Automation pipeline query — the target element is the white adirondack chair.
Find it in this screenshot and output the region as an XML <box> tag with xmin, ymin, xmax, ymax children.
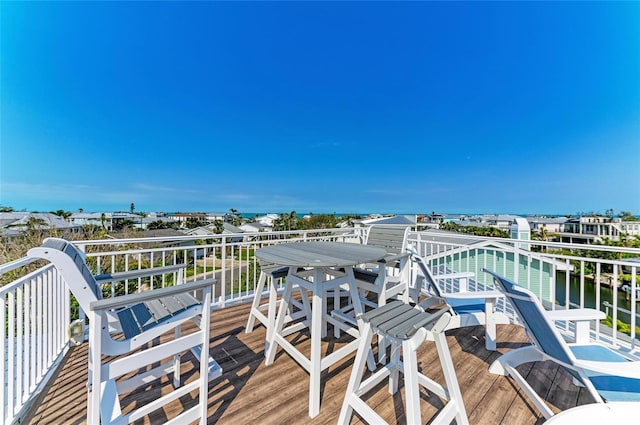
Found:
<box><xmin>27</xmin><ymin>238</ymin><xmax>221</xmax><ymax>425</ymax></box>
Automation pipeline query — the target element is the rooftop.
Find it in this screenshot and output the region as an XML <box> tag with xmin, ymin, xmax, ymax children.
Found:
<box><xmin>25</xmin><ymin>301</ymin><xmax>591</xmax><ymax>425</ymax></box>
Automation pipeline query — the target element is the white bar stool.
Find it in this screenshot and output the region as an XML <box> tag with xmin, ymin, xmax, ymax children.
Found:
<box><xmin>338</xmin><ymin>300</ymin><xmax>469</xmax><ymax>425</ymax></box>
<box><xmin>245</xmin><ymin>262</ymin><xmax>311</xmax><ymax>353</ymax></box>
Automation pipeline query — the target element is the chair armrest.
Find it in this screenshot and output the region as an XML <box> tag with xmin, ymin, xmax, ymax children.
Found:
<box><xmin>442</xmin><ymin>290</ymin><xmax>503</xmax><ymax>300</ymax></box>
<box><xmin>546</xmin><ymin>308</ymin><xmax>605</xmax><ymax>344</ymax></box>
<box><xmin>572</xmin><ymin>358</ymin><xmax>640</xmax><ymax>379</ymax></box>
<box><xmin>89</xmin><ymin>278</ymin><xmax>216</xmax><ymax>311</ymax></box>
<box><xmin>380</xmin><ymin>252</ymin><xmax>410</xmax><ymax>263</ymax></box>
<box><xmin>95</xmin><ymin>264</ymin><xmax>187</xmax><ymax>283</ymax></box>
<box><xmin>433</xmin><ymin>271</ymin><xmax>475</xmax><ymax>280</ymax></box>
<box><xmin>545</xmin><ymin>308</ymin><xmax>606</xmax><ymax>322</ymax></box>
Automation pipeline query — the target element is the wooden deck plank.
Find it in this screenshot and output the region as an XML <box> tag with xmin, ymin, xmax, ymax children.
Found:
<box><xmin>23</xmin><ymin>301</ymin><xmax>590</xmax><ymax>425</ymax></box>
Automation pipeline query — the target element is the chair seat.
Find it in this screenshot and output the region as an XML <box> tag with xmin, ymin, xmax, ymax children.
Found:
<box><xmin>117</xmin><ymin>293</ymin><xmax>200</xmax><ymax>339</ymax></box>
<box><xmin>445</xmin><ymin>297</ymin><xmax>485</xmax><ymax>315</ymax></box>
<box><xmin>569</xmin><ymin>345</ymin><xmax>640</xmax><ymax>402</ymax></box>
<box><xmin>353</xmin><ymin>267</ymin><xmax>378</xmax><ymax>284</ymax></box>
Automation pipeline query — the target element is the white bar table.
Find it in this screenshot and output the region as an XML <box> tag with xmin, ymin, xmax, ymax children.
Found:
<box><xmin>256</xmin><ymin>241</ymin><xmax>386</xmax><ymax>418</ymax></box>
<box><xmin>543</xmin><ymin>402</ymin><xmax>640</xmax><ymax>424</ymax></box>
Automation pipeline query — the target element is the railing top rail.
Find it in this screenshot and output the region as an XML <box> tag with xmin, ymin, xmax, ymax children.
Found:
<box><xmin>0</xmin><ymin>256</ymin><xmax>38</xmax><ymax>276</ymax></box>
<box><xmin>73</xmin><ymin>227</ymin><xmax>356</xmax><ymax>249</ymax></box>
<box><xmin>0</xmin><ymin>261</ymin><xmax>54</xmax><ymax>296</ymax></box>
<box><xmin>409</xmin><ymin>231</ymin><xmax>640</xmax><ymax>255</ymax></box>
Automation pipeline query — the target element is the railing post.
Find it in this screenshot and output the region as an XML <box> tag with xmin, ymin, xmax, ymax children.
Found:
<box><xmin>1</xmin><ymin>293</ymin><xmax>6</xmax><ymax>424</ymax></box>
<box><xmin>221</xmin><ymin>236</ymin><xmax>227</xmax><ymax>307</ymax></box>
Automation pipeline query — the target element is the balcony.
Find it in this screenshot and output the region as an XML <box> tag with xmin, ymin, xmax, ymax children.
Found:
<box><xmin>2</xmin><ymin>228</ymin><xmax>640</xmax><ymax>424</ymax></box>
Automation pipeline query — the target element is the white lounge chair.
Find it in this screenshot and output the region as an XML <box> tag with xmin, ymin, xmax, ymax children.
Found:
<box><xmin>483</xmin><ymin>268</ymin><xmax>640</xmax><ymax>420</ymax></box>
<box><xmin>410</xmin><ymin>249</ymin><xmax>511</xmax><ymax>351</ymax></box>
<box><xmin>27</xmin><ymin>238</ymin><xmax>221</xmax><ymax>425</ymax></box>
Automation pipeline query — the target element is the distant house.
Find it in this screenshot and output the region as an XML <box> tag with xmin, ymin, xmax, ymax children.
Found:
<box><xmin>414</xmin><ymin>228</ymin><xmax>570</xmax><ymax>303</ymax></box>
<box><xmin>0</xmin><ymin>212</ymin><xmax>82</xmax><ymax>239</ymax></box>
<box><xmin>526</xmin><ymin>216</ymin><xmax>567</xmax><ymax>234</ymax></box>
<box><xmin>254</xmin><ymin>214</ymin><xmax>280</xmax><ymax>227</ymax></box>
<box><xmin>183</xmin><ymin>226</ymin><xmax>215</xmax><ymax>237</ymax></box>
<box><xmin>355</xmin><ymin>214</ymin><xmax>417</xmax><ymax>227</ymax></box>
<box><xmin>69</xmin><ymin>212</ymin><xmax>113</xmax><ymax>229</ymax></box>
<box><xmin>240</xmin><ymin>221</ymin><xmax>272</xmax><ymax>233</ymax></box>
<box><xmin>183</xmin><ymin>222</ymin><xmax>245</xmax><ymax>243</ymax></box>
<box><xmin>169</xmin><ymin>212</ymin><xmax>208</xmax><ymax>228</ymax></box>
<box><xmin>453</xmin><ymin>214</ymin><xmax>520</xmax><ymax>232</ymax></box>
<box><xmin>560</xmin><ymin>216</ymin><xmax>640</xmax><ymax>244</ymax></box>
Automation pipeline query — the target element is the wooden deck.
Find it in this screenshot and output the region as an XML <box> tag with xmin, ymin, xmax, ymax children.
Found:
<box><xmin>24</xmin><ymin>301</ymin><xmax>595</xmax><ymax>424</ymax></box>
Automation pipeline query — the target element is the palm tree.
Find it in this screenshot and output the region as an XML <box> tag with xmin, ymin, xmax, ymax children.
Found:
<box><xmin>288</xmin><ymin>211</ymin><xmax>297</xmax><ymax>231</ymax></box>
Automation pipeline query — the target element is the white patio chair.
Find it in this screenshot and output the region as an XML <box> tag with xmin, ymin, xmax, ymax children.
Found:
<box><xmin>353</xmin><ymin>224</ymin><xmax>412</xmax><ymax>306</ymax></box>
<box><xmin>27</xmin><ymin>238</ymin><xmax>221</xmax><ymax>425</ymax></box>
<box><xmin>410</xmin><ymin>249</ymin><xmax>511</xmax><ymax>351</ymax></box>
<box><xmin>483</xmin><ymin>268</ymin><xmax>640</xmax><ymax>420</ymax></box>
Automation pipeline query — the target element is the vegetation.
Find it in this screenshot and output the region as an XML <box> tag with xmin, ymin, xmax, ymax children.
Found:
<box><xmin>271</xmin><ymin>211</ymin><xmax>361</xmax><ymax>231</ymax></box>
<box><xmin>547</xmin><ymin>234</ymin><xmax>640</xmax><ymax>276</ymax></box>
<box><xmin>439</xmin><ymin>222</ymin><xmax>510</xmax><ymax>238</ymax></box>
<box><xmin>146</xmin><ymin>220</ymin><xmax>179</xmax><ymax>230</ymax></box>
<box><xmin>603</xmin><ymin>315</ymin><xmax>640</xmax><ymax>338</ymax></box>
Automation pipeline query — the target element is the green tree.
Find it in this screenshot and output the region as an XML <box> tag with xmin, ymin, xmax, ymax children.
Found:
<box><xmin>213</xmin><ymin>219</ymin><xmax>224</xmax><ymax>234</ymax></box>
<box><xmin>226</xmin><ymin>209</ymin><xmax>242</xmax><ymax>226</ymax></box>
<box><xmin>51</xmin><ymin>209</ymin><xmax>72</xmax><ymax>219</ymax></box>
<box><xmin>620</xmin><ymin>211</ymin><xmax>638</xmax><ymax>221</ymax></box>
<box><xmin>185</xmin><ymin>216</ymin><xmax>206</xmax><ymax>228</ymax></box>
<box><xmin>130</xmin><ymin>203</ymin><xmax>135</xmax><ymax>214</ymax></box>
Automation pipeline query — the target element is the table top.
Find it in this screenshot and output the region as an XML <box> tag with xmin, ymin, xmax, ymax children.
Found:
<box><xmin>543</xmin><ymin>402</ymin><xmax>640</xmax><ymax>424</ymax></box>
<box><xmin>255</xmin><ymin>241</ymin><xmax>386</xmax><ymax>268</ymax></box>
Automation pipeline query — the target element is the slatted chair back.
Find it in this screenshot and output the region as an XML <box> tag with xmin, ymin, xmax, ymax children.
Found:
<box><xmin>483</xmin><ymin>269</ymin><xmax>574</xmax><ymax>366</ymax></box>
<box><xmin>410</xmin><ymin>252</ymin><xmax>444</xmax><ymax>299</ymax></box>
<box><xmin>29</xmin><ymin>238</ymin><xmax>201</xmax><ymax>340</ymax></box>
<box><xmin>364</xmin><ymin>225</ymin><xmax>410</xmax><ymax>256</ymax></box>
<box><xmin>30</xmin><ymin>238</ymin><xmax>103</xmax><ymax>312</ymax></box>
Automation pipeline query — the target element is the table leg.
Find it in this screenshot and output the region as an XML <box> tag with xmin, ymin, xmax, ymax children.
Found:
<box><xmin>265</xmin><ymin>273</ymin><xmax>279</xmax><ymax>355</ymax></box>
<box><xmin>309</xmin><ymin>268</ymin><xmax>323</xmax><ymax>417</ymax></box>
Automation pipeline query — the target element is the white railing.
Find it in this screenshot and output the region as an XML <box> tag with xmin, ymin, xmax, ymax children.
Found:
<box><xmin>1</xmin><ymin>226</ymin><xmax>639</xmax><ymax>423</ymax></box>
<box><xmin>75</xmin><ymin>228</ymin><xmax>363</xmax><ymax>308</ymax></box>
<box><xmin>1</xmin><ymin>261</ymin><xmax>70</xmax><ymax>424</ymax></box>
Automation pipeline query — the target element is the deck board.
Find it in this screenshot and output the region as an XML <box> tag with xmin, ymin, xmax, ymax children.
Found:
<box><xmin>24</xmin><ymin>301</ymin><xmax>591</xmax><ymax>425</ymax></box>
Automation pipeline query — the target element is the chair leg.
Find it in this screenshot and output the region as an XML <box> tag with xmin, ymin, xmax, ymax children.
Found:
<box><xmin>198</xmin><ymin>288</ymin><xmax>212</xmax><ymax>424</ymax></box>
<box><xmin>266</xmin><ymin>280</ymin><xmax>293</xmax><ymax>365</ymax></box>
<box><xmin>403</xmin><ymin>339</ymin><xmax>422</xmax><ymax>425</ymax></box>
<box><xmin>173</xmin><ymin>326</ymin><xmax>181</xmax><ymax>387</ymax></box>
<box><xmin>485</xmin><ymin>298</ymin><xmax>497</xmax><ymax>351</ymax></box>
<box><xmin>377</xmin><ymin>292</ymin><xmax>388</xmax><ymax>364</ymax></box>
<box><xmin>338</xmin><ymin>322</ymin><xmax>374</xmax><ymax>425</ymax></box>
<box><xmin>434</xmin><ymin>331</ymin><xmax>469</xmax><ymax>425</ymax></box>
<box><xmin>388</xmin><ymin>340</ymin><xmax>401</xmax><ymax>394</ymax></box>
<box><xmin>246</xmin><ymin>271</ymin><xmax>269</xmax><ymax>332</ymax></box>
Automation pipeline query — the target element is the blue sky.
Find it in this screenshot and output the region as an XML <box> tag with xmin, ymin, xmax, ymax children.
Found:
<box><xmin>1</xmin><ymin>1</ymin><xmax>639</xmax><ymax>216</ymax></box>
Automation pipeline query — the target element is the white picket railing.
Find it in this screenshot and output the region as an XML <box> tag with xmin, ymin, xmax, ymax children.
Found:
<box><xmin>1</xmin><ymin>226</ymin><xmax>639</xmax><ymax>424</ymax></box>
<box><xmin>1</xmin><ymin>261</ymin><xmax>70</xmax><ymax>424</ymax></box>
